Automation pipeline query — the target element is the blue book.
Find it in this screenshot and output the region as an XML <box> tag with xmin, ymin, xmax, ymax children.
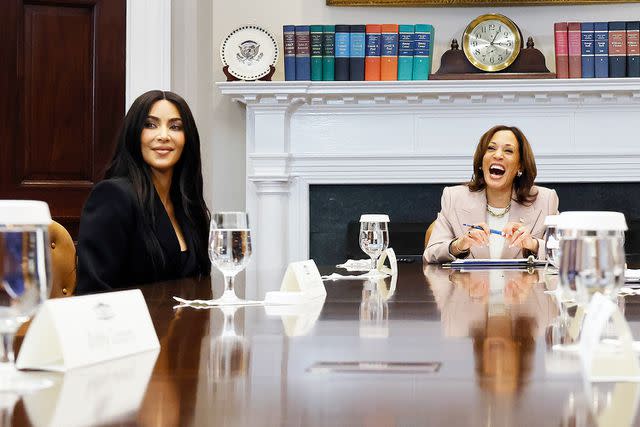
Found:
<box><xmin>398</xmin><ymin>25</ymin><xmax>415</xmax><ymax>81</ymax></box>
<box><xmin>283</xmin><ymin>25</ymin><xmax>296</xmax><ymax>81</ymax></box>
<box><xmin>594</xmin><ymin>22</ymin><xmax>609</xmax><ymax>78</ymax></box>
<box><xmin>581</xmin><ymin>22</ymin><xmax>595</xmax><ymax>78</ymax></box>
<box><xmin>349</xmin><ymin>25</ymin><xmax>366</xmax><ymax>81</ymax></box>
<box><xmin>295</xmin><ymin>25</ymin><xmax>310</xmax><ymax>81</ymax></box>
<box><xmin>627</xmin><ymin>21</ymin><xmax>640</xmax><ymax>77</ymax></box>
<box><xmin>413</xmin><ymin>24</ymin><xmax>433</xmax><ymax>80</ymax></box>
<box><xmin>608</xmin><ymin>21</ymin><xmax>627</xmax><ymax>78</ymax></box>
<box><xmin>335</xmin><ymin>25</ymin><xmax>350</xmax><ymax>81</ymax></box>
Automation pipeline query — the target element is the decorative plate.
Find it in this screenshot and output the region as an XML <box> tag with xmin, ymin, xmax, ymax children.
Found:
<box><xmin>220</xmin><ymin>25</ymin><xmax>279</xmax><ymax>80</ymax></box>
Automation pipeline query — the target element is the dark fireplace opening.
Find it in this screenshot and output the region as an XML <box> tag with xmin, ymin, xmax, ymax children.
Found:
<box><xmin>309</xmin><ymin>183</ymin><xmax>640</xmax><ymax>266</ymax></box>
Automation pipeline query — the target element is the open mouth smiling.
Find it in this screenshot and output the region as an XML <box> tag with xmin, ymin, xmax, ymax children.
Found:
<box><xmin>488</xmin><ymin>164</ymin><xmax>506</xmax><ymax>178</ymax></box>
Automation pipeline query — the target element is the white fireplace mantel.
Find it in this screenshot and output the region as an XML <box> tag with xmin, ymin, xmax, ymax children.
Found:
<box><xmin>217</xmin><ymin>79</ymin><xmax>640</xmax><ymax>297</ymax></box>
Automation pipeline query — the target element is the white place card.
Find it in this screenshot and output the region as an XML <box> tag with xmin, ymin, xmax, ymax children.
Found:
<box><xmin>579</xmin><ymin>292</ymin><xmax>640</xmax><ymax>382</ymax></box>
<box><xmin>264</xmin><ymin>260</ymin><xmax>327</xmax><ymax>305</ymax></box>
<box><xmin>16</xmin><ymin>289</ymin><xmax>160</xmax><ymax>372</ymax></box>
<box><xmin>377</xmin><ymin>247</ymin><xmax>398</xmax><ymax>276</ymax></box>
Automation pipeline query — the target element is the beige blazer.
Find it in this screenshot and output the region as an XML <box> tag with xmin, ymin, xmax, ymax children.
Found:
<box><xmin>423</xmin><ymin>185</ymin><xmax>559</xmax><ymax>263</ymax></box>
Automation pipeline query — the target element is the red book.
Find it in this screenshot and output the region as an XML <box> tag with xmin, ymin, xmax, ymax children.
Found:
<box><xmin>554</xmin><ymin>22</ymin><xmax>569</xmax><ymax>78</ymax></box>
<box><xmin>365</xmin><ymin>24</ymin><xmax>382</xmax><ymax>81</ymax></box>
<box><xmin>568</xmin><ymin>22</ymin><xmax>582</xmax><ymax>78</ymax></box>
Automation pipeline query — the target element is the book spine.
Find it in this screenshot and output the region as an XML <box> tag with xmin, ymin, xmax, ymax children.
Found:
<box><xmin>412</xmin><ymin>24</ymin><xmax>433</xmax><ymax>80</ymax></box>
<box><xmin>380</xmin><ymin>24</ymin><xmax>399</xmax><ymax>81</ymax></box>
<box><xmin>335</xmin><ymin>25</ymin><xmax>350</xmax><ymax>81</ymax></box>
<box><xmin>349</xmin><ymin>25</ymin><xmax>366</xmax><ymax>81</ymax></box>
<box><xmin>581</xmin><ymin>22</ymin><xmax>595</xmax><ymax>78</ymax></box>
<box><xmin>397</xmin><ymin>24</ymin><xmax>415</xmax><ymax>81</ymax></box>
<box><xmin>283</xmin><ymin>25</ymin><xmax>296</xmax><ymax>81</ymax></box>
<box><xmin>554</xmin><ymin>22</ymin><xmax>569</xmax><ymax>79</ymax></box>
<box><xmin>322</xmin><ymin>25</ymin><xmax>335</xmax><ymax>81</ymax></box>
<box><xmin>365</xmin><ymin>24</ymin><xmax>381</xmax><ymax>81</ymax></box>
<box><xmin>594</xmin><ymin>22</ymin><xmax>609</xmax><ymax>78</ymax></box>
<box><xmin>295</xmin><ymin>25</ymin><xmax>310</xmax><ymax>81</ymax></box>
<box><xmin>310</xmin><ymin>25</ymin><xmax>324</xmax><ymax>81</ymax></box>
<box><xmin>627</xmin><ymin>21</ymin><xmax>640</xmax><ymax>77</ymax></box>
<box><xmin>609</xmin><ymin>21</ymin><xmax>627</xmax><ymax>77</ymax></box>
<box><xmin>568</xmin><ymin>22</ymin><xmax>582</xmax><ymax>78</ymax></box>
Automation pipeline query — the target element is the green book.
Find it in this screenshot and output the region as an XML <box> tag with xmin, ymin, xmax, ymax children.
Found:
<box><xmin>398</xmin><ymin>25</ymin><xmax>415</xmax><ymax>81</ymax></box>
<box><xmin>322</xmin><ymin>25</ymin><xmax>335</xmax><ymax>81</ymax></box>
<box><xmin>310</xmin><ymin>25</ymin><xmax>324</xmax><ymax>81</ymax></box>
<box><xmin>413</xmin><ymin>24</ymin><xmax>434</xmax><ymax>80</ymax></box>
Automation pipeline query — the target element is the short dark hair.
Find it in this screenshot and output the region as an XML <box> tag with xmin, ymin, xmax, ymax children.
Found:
<box><xmin>468</xmin><ymin>125</ymin><xmax>538</xmax><ymax>206</ymax></box>
<box><xmin>105</xmin><ymin>90</ymin><xmax>210</xmax><ymax>275</ymax></box>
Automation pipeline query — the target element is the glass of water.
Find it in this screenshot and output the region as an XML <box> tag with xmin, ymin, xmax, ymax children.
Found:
<box><xmin>209</xmin><ymin>212</ymin><xmax>252</xmax><ymax>305</ymax></box>
<box><xmin>543</xmin><ymin>215</ymin><xmax>560</xmax><ymax>272</ymax></box>
<box><xmin>359</xmin><ymin>214</ymin><xmax>390</xmax><ymax>276</ymax></box>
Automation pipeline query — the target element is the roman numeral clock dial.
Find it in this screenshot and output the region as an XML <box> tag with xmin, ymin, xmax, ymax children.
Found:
<box><xmin>463</xmin><ymin>14</ymin><xmax>522</xmax><ymax>72</ymax></box>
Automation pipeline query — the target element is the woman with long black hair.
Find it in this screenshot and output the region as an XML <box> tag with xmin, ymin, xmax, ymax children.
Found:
<box><xmin>76</xmin><ymin>90</ymin><xmax>210</xmax><ymax>294</ymax></box>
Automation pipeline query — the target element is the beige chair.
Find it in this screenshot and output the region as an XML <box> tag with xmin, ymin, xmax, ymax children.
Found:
<box><xmin>48</xmin><ymin>220</ymin><xmax>77</xmax><ymax>297</ymax></box>
<box><xmin>424</xmin><ymin>221</ymin><xmax>436</xmax><ymax>249</ymax></box>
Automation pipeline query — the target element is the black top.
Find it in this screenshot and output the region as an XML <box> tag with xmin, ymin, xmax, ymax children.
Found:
<box><xmin>76</xmin><ymin>178</ymin><xmax>204</xmax><ymax>294</ymax></box>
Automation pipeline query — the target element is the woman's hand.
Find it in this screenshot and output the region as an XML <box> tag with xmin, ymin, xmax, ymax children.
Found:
<box><xmin>502</xmin><ymin>222</ymin><xmax>539</xmax><ymax>253</ymax></box>
<box><xmin>452</xmin><ymin>223</ymin><xmax>490</xmax><ymax>254</ymax></box>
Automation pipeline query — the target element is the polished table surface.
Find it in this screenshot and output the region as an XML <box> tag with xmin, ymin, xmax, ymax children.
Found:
<box><xmin>10</xmin><ymin>263</ymin><xmax>640</xmax><ymax>426</ymax></box>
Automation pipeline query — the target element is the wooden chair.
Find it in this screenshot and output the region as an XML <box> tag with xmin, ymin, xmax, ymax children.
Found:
<box><xmin>424</xmin><ymin>221</ymin><xmax>436</xmax><ymax>249</ymax></box>
<box><xmin>48</xmin><ymin>220</ymin><xmax>77</xmax><ymax>297</ymax></box>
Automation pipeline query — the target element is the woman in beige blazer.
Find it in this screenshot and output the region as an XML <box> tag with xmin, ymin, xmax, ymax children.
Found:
<box><xmin>424</xmin><ymin>125</ymin><xmax>559</xmax><ymax>263</ymax></box>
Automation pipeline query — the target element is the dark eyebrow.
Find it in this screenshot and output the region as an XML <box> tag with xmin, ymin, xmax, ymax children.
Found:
<box><xmin>146</xmin><ymin>115</ymin><xmax>182</xmax><ymax>122</ymax></box>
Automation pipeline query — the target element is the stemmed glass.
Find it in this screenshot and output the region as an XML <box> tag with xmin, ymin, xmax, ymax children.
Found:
<box><xmin>359</xmin><ymin>214</ymin><xmax>390</xmax><ymax>277</ymax></box>
<box><xmin>543</xmin><ymin>215</ymin><xmax>560</xmax><ymax>274</ymax></box>
<box><xmin>208</xmin><ymin>212</ymin><xmax>254</xmax><ymax>305</ymax></box>
<box><xmin>1</xmin><ymin>200</ymin><xmax>53</xmax><ymax>393</ymax></box>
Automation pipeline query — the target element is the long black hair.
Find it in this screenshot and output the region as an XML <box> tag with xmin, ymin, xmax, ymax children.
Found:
<box><xmin>105</xmin><ymin>90</ymin><xmax>210</xmax><ymax>276</ymax></box>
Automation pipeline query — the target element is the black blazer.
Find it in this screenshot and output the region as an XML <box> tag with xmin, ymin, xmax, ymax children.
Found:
<box><xmin>76</xmin><ymin>178</ymin><xmax>204</xmax><ymax>294</ymax></box>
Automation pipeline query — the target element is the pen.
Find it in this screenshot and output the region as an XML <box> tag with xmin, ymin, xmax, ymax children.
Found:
<box><xmin>463</xmin><ymin>223</ymin><xmax>504</xmax><ymax>236</ymax></box>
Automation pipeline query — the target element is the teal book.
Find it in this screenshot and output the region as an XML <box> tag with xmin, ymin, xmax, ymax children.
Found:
<box><xmin>413</xmin><ymin>24</ymin><xmax>433</xmax><ymax>80</ymax></box>
<box><xmin>322</xmin><ymin>25</ymin><xmax>335</xmax><ymax>81</ymax></box>
<box><xmin>310</xmin><ymin>25</ymin><xmax>324</xmax><ymax>81</ymax></box>
<box><xmin>397</xmin><ymin>25</ymin><xmax>415</xmax><ymax>81</ymax></box>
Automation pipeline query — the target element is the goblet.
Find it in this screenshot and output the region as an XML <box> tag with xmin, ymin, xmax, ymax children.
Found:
<box><xmin>359</xmin><ymin>214</ymin><xmax>390</xmax><ymax>277</ymax></box>
<box><xmin>208</xmin><ymin>212</ymin><xmax>253</xmax><ymax>305</ymax></box>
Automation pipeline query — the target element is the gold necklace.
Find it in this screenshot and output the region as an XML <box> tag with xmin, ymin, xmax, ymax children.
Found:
<box><xmin>486</xmin><ymin>202</ymin><xmax>511</xmax><ymax>218</ymax></box>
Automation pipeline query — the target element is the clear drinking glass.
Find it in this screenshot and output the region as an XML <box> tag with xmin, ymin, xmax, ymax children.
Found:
<box><xmin>543</xmin><ymin>215</ymin><xmax>560</xmax><ymax>272</ymax></box>
<box><xmin>0</xmin><ymin>200</ymin><xmax>53</xmax><ymax>392</ymax></box>
<box><xmin>359</xmin><ymin>214</ymin><xmax>390</xmax><ymax>276</ymax></box>
<box><xmin>208</xmin><ymin>212</ymin><xmax>252</xmax><ymax>305</ymax></box>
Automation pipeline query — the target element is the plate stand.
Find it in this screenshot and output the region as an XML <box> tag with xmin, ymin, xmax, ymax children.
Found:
<box><xmin>223</xmin><ymin>65</ymin><xmax>275</xmax><ymax>82</ymax></box>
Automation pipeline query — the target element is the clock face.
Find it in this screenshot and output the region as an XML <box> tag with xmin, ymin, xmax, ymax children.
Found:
<box><xmin>463</xmin><ymin>14</ymin><xmax>522</xmax><ymax>72</ymax></box>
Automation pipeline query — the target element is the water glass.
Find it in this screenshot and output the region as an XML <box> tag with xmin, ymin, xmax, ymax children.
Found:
<box><xmin>209</xmin><ymin>212</ymin><xmax>252</xmax><ymax>305</ymax></box>
<box><xmin>543</xmin><ymin>215</ymin><xmax>560</xmax><ymax>271</ymax></box>
<box><xmin>359</xmin><ymin>214</ymin><xmax>390</xmax><ymax>275</ymax></box>
<box><xmin>557</xmin><ymin>211</ymin><xmax>627</xmax><ymax>305</ymax></box>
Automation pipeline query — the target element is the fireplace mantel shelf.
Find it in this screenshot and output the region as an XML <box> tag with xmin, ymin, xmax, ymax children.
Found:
<box><xmin>217</xmin><ymin>78</ymin><xmax>640</xmax><ymax>105</ymax></box>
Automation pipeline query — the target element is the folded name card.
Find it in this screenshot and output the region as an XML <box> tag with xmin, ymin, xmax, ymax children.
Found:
<box><xmin>579</xmin><ymin>292</ymin><xmax>640</xmax><ymax>382</ymax></box>
<box><xmin>264</xmin><ymin>260</ymin><xmax>326</xmax><ymax>305</ymax></box>
<box><xmin>17</xmin><ymin>289</ymin><xmax>160</xmax><ymax>371</ymax></box>
<box><xmin>377</xmin><ymin>247</ymin><xmax>398</xmax><ymax>276</ymax></box>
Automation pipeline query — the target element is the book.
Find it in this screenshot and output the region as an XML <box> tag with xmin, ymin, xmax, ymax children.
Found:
<box><xmin>627</xmin><ymin>21</ymin><xmax>640</xmax><ymax>77</ymax></box>
<box><xmin>350</xmin><ymin>25</ymin><xmax>366</xmax><ymax>81</ymax></box>
<box><xmin>335</xmin><ymin>24</ymin><xmax>350</xmax><ymax>81</ymax></box>
<box><xmin>283</xmin><ymin>25</ymin><xmax>296</xmax><ymax>81</ymax></box>
<box><xmin>365</xmin><ymin>24</ymin><xmax>382</xmax><ymax>81</ymax></box>
<box><xmin>413</xmin><ymin>24</ymin><xmax>433</xmax><ymax>80</ymax></box>
<box><xmin>322</xmin><ymin>25</ymin><xmax>335</xmax><ymax>81</ymax></box>
<box><xmin>310</xmin><ymin>25</ymin><xmax>324</xmax><ymax>81</ymax></box>
<box><xmin>594</xmin><ymin>22</ymin><xmax>609</xmax><ymax>78</ymax></box>
<box><xmin>381</xmin><ymin>24</ymin><xmax>399</xmax><ymax>81</ymax></box>
<box><xmin>609</xmin><ymin>21</ymin><xmax>627</xmax><ymax>77</ymax></box>
<box><xmin>568</xmin><ymin>22</ymin><xmax>582</xmax><ymax>78</ymax></box>
<box><xmin>398</xmin><ymin>25</ymin><xmax>415</xmax><ymax>81</ymax></box>
<box><xmin>581</xmin><ymin>22</ymin><xmax>595</xmax><ymax>78</ymax></box>
<box><xmin>554</xmin><ymin>22</ymin><xmax>569</xmax><ymax>79</ymax></box>
<box><xmin>295</xmin><ymin>25</ymin><xmax>310</xmax><ymax>81</ymax></box>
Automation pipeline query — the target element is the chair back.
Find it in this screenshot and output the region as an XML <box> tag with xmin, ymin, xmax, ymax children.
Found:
<box><xmin>49</xmin><ymin>220</ymin><xmax>76</xmax><ymax>297</ymax></box>
<box><xmin>424</xmin><ymin>221</ymin><xmax>436</xmax><ymax>249</ymax></box>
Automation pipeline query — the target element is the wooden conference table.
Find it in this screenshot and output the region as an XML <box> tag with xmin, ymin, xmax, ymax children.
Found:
<box><xmin>10</xmin><ymin>263</ymin><xmax>640</xmax><ymax>427</ymax></box>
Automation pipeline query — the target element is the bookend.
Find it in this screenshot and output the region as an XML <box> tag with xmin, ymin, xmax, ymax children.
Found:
<box><xmin>223</xmin><ymin>65</ymin><xmax>276</xmax><ymax>82</ymax></box>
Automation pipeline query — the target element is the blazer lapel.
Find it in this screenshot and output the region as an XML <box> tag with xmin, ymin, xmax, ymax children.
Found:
<box><xmin>457</xmin><ymin>190</ymin><xmax>490</xmax><ymax>260</ymax></box>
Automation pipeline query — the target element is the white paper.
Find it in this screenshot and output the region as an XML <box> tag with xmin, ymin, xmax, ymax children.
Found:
<box><xmin>264</xmin><ymin>260</ymin><xmax>326</xmax><ymax>305</ymax></box>
<box><xmin>16</xmin><ymin>290</ymin><xmax>160</xmax><ymax>372</ymax></box>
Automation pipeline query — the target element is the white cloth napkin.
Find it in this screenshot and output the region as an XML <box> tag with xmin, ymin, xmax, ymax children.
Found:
<box><xmin>321</xmin><ymin>270</ymin><xmax>390</xmax><ymax>281</ymax></box>
<box><xmin>336</xmin><ymin>259</ymin><xmax>372</xmax><ymax>272</ymax></box>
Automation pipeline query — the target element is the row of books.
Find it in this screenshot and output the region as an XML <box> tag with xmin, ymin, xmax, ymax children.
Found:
<box><xmin>554</xmin><ymin>21</ymin><xmax>640</xmax><ymax>78</ymax></box>
<box><xmin>283</xmin><ymin>24</ymin><xmax>434</xmax><ymax>81</ymax></box>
